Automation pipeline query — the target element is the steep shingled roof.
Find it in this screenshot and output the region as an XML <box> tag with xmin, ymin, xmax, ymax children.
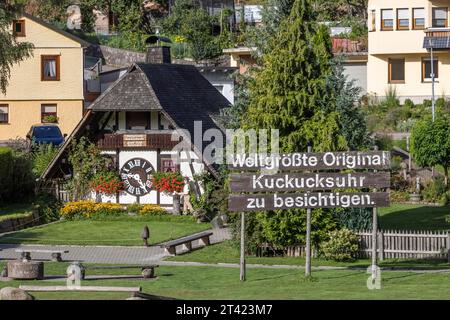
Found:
<box><xmin>41</xmin><ymin>62</ymin><xmax>231</xmax><ymax>180</ymax></box>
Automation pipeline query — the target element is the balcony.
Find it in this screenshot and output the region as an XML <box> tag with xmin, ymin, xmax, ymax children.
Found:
<box><xmin>423</xmin><ymin>28</ymin><xmax>450</xmax><ymax>50</ymax></box>
<box><xmin>97</xmin><ymin>131</ymin><xmax>183</xmax><ymax>150</ymax></box>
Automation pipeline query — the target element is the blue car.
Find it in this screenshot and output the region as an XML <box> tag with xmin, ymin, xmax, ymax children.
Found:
<box><xmin>27</xmin><ymin>124</ymin><xmax>65</xmax><ymax>147</ymax></box>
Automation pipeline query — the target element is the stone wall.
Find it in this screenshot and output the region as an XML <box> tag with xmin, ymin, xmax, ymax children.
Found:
<box><xmin>0</xmin><ymin>211</ymin><xmax>40</xmax><ymax>234</ymax></box>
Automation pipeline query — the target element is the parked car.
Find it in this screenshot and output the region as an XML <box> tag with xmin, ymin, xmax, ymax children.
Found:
<box><xmin>26</xmin><ymin>124</ymin><xmax>65</xmax><ymax>147</ymax></box>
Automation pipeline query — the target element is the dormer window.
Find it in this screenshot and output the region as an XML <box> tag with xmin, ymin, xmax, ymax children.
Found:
<box><xmin>13</xmin><ymin>20</ymin><xmax>25</xmax><ymax>37</ymax></box>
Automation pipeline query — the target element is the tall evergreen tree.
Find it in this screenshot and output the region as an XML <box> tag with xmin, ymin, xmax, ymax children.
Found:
<box><xmin>243</xmin><ymin>0</ymin><xmax>347</xmax><ymax>152</ymax></box>
<box><xmin>0</xmin><ymin>1</ymin><xmax>33</xmax><ymax>95</ymax></box>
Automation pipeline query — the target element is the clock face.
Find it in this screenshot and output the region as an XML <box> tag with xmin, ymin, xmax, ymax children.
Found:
<box><xmin>120</xmin><ymin>158</ymin><xmax>154</xmax><ymax>196</ymax></box>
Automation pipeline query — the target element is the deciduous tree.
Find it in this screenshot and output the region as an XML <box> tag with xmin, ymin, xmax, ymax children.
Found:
<box><xmin>411</xmin><ymin>118</ymin><xmax>450</xmax><ymax>185</ymax></box>
<box><xmin>0</xmin><ymin>1</ymin><xmax>33</xmax><ymax>95</ymax></box>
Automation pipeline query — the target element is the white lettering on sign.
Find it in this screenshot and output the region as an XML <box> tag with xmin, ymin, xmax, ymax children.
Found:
<box><xmin>272</xmin><ymin>193</ymin><xmax>374</xmax><ymax>209</ymax></box>
<box><xmin>229</xmin><ymin>152</ymin><xmax>390</xmax><ymax>170</ymax></box>
<box><xmin>251</xmin><ymin>173</ymin><xmax>368</xmax><ymax>190</ymax></box>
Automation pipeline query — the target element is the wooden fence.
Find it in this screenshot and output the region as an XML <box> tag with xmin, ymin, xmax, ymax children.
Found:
<box><xmin>357</xmin><ymin>230</ymin><xmax>450</xmax><ymax>260</ymax></box>
<box><xmin>257</xmin><ymin>230</ymin><xmax>450</xmax><ymax>260</ymax></box>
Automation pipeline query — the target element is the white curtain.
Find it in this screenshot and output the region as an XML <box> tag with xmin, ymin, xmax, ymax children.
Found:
<box><xmin>414</xmin><ymin>8</ymin><xmax>425</xmax><ymax>19</ymax></box>
<box><xmin>44</xmin><ymin>60</ymin><xmax>56</xmax><ymax>77</ymax></box>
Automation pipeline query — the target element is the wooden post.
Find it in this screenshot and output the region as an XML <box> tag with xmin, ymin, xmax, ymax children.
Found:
<box><xmin>305</xmin><ymin>146</ymin><xmax>312</xmax><ymax>278</ymax></box>
<box><xmin>372</xmin><ymin>146</ymin><xmax>378</xmax><ymax>279</ymax></box>
<box><xmin>240</xmin><ymin>212</ymin><xmax>246</xmax><ymax>281</ymax></box>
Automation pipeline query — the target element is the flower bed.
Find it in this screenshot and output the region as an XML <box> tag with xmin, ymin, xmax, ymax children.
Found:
<box><xmin>60</xmin><ymin>201</ymin><xmax>125</xmax><ymax>220</ymax></box>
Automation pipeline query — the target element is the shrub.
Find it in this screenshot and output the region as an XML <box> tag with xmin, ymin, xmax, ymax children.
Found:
<box><xmin>390</xmin><ymin>156</ymin><xmax>404</xmax><ymax>173</ymax></box>
<box><xmin>333</xmin><ymin>208</ymin><xmax>372</xmax><ymax>231</ymax></box>
<box><xmin>321</xmin><ymin>228</ymin><xmax>359</xmax><ymax>262</ymax></box>
<box><xmin>375</xmin><ymin>135</ymin><xmax>393</xmax><ymax>151</ymax></box>
<box><xmin>422</xmin><ymin>177</ymin><xmax>447</xmax><ymax>203</ymax></box>
<box><xmin>404</xmin><ymin>99</ymin><xmax>415</xmax><ymax>109</ymax></box>
<box><xmin>60</xmin><ymin>201</ymin><xmax>125</xmax><ymax>220</ymax></box>
<box><xmin>32</xmin><ymin>144</ymin><xmax>59</xmax><ymax>177</ymax></box>
<box><xmin>391</xmin><ymin>174</ymin><xmax>409</xmax><ymax>191</ymax></box>
<box><xmin>390</xmin><ymin>190</ymin><xmax>410</xmax><ymax>203</ymax></box>
<box><xmin>33</xmin><ymin>192</ymin><xmax>62</xmax><ymax>223</ymax></box>
<box><xmin>0</xmin><ymin>147</ymin><xmax>34</xmax><ymax>203</ymax></box>
<box><xmin>139</xmin><ymin>204</ymin><xmax>167</xmax><ymax>216</ymax></box>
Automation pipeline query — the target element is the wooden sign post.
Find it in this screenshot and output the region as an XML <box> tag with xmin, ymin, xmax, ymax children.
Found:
<box><xmin>228</xmin><ymin>151</ymin><xmax>391</xmax><ymax>279</ymax></box>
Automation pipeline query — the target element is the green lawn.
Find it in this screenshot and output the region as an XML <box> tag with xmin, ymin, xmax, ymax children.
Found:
<box><xmin>0</xmin><ymin>203</ymin><xmax>33</xmax><ymax>222</ymax></box>
<box><xmin>168</xmin><ymin>240</ymin><xmax>450</xmax><ymax>270</ymax></box>
<box><xmin>379</xmin><ymin>203</ymin><xmax>450</xmax><ymax>231</ymax></box>
<box><xmin>1</xmin><ymin>261</ymin><xmax>450</xmax><ymax>300</ymax></box>
<box><xmin>0</xmin><ymin>218</ymin><xmax>209</xmax><ymax>246</ymax></box>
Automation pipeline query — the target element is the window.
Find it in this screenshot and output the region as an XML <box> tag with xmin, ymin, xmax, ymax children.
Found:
<box><xmin>13</xmin><ymin>20</ymin><xmax>25</xmax><ymax>37</ymax></box>
<box><xmin>381</xmin><ymin>9</ymin><xmax>394</xmax><ymax>31</ymax></box>
<box><xmin>41</xmin><ymin>55</ymin><xmax>60</xmax><ymax>81</ymax></box>
<box><xmin>160</xmin><ymin>156</ymin><xmax>179</xmax><ymax>173</ymax></box>
<box><xmin>432</xmin><ymin>7</ymin><xmax>448</xmax><ymax>28</ymax></box>
<box><xmin>126</xmin><ymin>112</ymin><xmax>150</xmax><ymax>130</ymax></box>
<box><xmin>0</xmin><ymin>105</ymin><xmax>8</xmax><ymax>124</ymax></box>
<box><xmin>397</xmin><ymin>8</ymin><xmax>409</xmax><ymax>30</ymax></box>
<box><xmin>413</xmin><ymin>8</ymin><xmax>425</xmax><ymax>29</ymax></box>
<box><xmin>370</xmin><ymin>10</ymin><xmax>376</xmax><ymax>31</ymax></box>
<box><xmin>388</xmin><ymin>59</ymin><xmax>405</xmax><ymax>84</ymax></box>
<box><xmin>41</xmin><ymin>104</ymin><xmax>57</xmax><ymax>123</ymax></box>
<box><xmin>422</xmin><ymin>58</ymin><xmax>439</xmax><ymax>82</ymax></box>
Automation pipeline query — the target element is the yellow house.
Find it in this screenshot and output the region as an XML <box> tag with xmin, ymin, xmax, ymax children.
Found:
<box><xmin>0</xmin><ymin>13</ymin><xmax>89</xmax><ymax>141</ymax></box>
<box><xmin>368</xmin><ymin>0</ymin><xmax>450</xmax><ymax>103</ymax></box>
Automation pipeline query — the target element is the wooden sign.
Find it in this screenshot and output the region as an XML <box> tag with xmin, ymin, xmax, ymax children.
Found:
<box><xmin>123</xmin><ymin>134</ymin><xmax>147</xmax><ymax>147</ymax></box>
<box><xmin>228</xmin><ymin>151</ymin><xmax>390</xmax><ymax>171</ymax></box>
<box><xmin>228</xmin><ymin>192</ymin><xmax>390</xmax><ymax>212</ymax></box>
<box><xmin>230</xmin><ymin>172</ymin><xmax>390</xmax><ymax>192</ymax></box>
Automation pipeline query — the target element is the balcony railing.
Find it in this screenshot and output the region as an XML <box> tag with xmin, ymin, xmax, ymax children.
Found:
<box><xmin>97</xmin><ymin>131</ymin><xmax>183</xmax><ymax>150</ymax></box>
<box><xmin>424</xmin><ymin>28</ymin><xmax>450</xmax><ymax>49</ymax></box>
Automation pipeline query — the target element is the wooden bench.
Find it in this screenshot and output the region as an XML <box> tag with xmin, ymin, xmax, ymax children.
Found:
<box><xmin>160</xmin><ymin>231</ymin><xmax>213</xmax><ymax>255</ymax></box>
<box><xmin>70</xmin><ymin>262</ymin><xmax>159</xmax><ymax>279</ymax></box>
<box><xmin>15</xmin><ymin>249</ymin><xmax>69</xmax><ymax>262</ymax></box>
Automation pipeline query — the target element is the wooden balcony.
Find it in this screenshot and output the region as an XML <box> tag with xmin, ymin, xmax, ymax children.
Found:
<box><xmin>97</xmin><ymin>131</ymin><xmax>183</xmax><ymax>150</ymax></box>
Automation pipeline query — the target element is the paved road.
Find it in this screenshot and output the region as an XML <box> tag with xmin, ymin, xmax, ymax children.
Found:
<box><xmin>0</xmin><ymin>228</ymin><xmax>231</xmax><ymax>264</ymax></box>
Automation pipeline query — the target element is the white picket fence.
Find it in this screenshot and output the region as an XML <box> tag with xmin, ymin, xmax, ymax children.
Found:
<box><xmin>257</xmin><ymin>229</ymin><xmax>450</xmax><ymax>260</ymax></box>
<box><xmin>357</xmin><ymin>230</ymin><xmax>450</xmax><ymax>260</ymax></box>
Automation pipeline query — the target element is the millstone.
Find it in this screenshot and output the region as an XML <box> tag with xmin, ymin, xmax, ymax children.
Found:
<box><xmin>141</xmin><ymin>268</ymin><xmax>155</xmax><ymax>279</ymax></box>
<box><xmin>7</xmin><ymin>260</ymin><xmax>44</xmax><ymax>280</ymax></box>
<box><xmin>0</xmin><ymin>287</ymin><xmax>34</xmax><ymax>300</ymax></box>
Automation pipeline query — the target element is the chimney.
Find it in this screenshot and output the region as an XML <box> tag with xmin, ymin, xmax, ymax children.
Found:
<box><xmin>146</xmin><ymin>46</ymin><xmax>171</xmax><ymax>64</ymax></box>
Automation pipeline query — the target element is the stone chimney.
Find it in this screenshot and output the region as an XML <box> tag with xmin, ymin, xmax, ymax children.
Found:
<box><xmin>146</xmin><ymin>46</ymin><xmax>171</xmax><ymax>64</ymax></box>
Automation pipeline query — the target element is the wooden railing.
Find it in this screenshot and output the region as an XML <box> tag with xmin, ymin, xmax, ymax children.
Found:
<box><xmin>97</xmin><ymin>132</ymin><xmax>183</xmax><ymax>150</ymax></box>
<box><xmin>425</xmin><ymin>29</ymin><xmax>450</xmax><ymax>37</ymax></box>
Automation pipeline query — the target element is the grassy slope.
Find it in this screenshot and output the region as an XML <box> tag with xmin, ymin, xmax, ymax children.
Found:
<box><xmin>0</xmin><ymin>203</ymin><xmax>33</xmax><ymax>222</ymax></box>
<box><xmin>1</xmin><ymin>262</ymin><xmax>450</xmax><ymax>300</ymax></box>
<box><xmin>379</xmin><ymin>204</ymin><xmax>450</xmax><ymax>231</ymax></box>
<box><xmin>0</xmin><ymin>219</ymin><xmax>209</xmax><ymax>246</ymax></box>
